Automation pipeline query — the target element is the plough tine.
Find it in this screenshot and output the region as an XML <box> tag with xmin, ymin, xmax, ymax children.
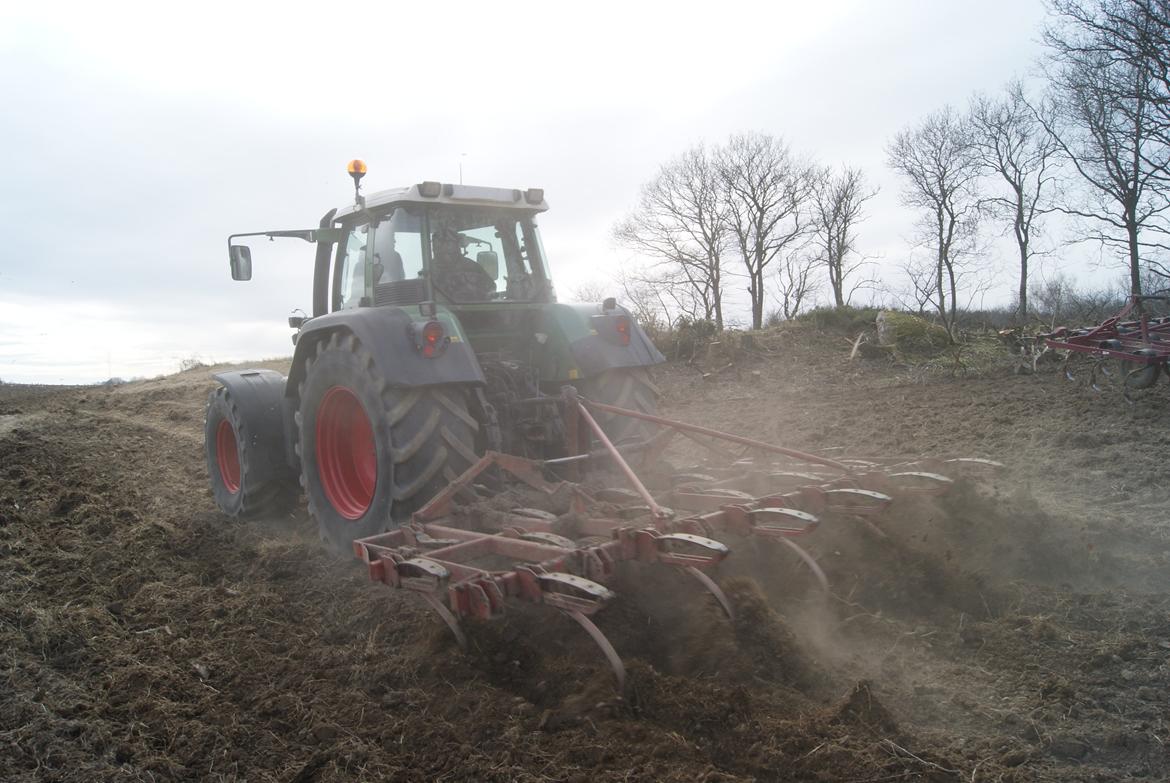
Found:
<box><xmin>778</xmin><ymin>537</ymin><xmax>830</xmax><ymax>595</ymax></box>
<box><xmin>823</xmin><ymin>488</ymin><xmax>893</xmax><ymax>515</ymax></box>
<box><xmin>884</xmin><ymin>471</ymin><xmax>954</xmax><ymax>496</ymax></box>
<box><xmin>421</xmin><ymin>592</ymin><xmax>467</xmax><ymax>650</ymax></box>
<box><xmin>685</xmin><ymin>565</ymin><xmax>734</xmax><ymax>620</ymax></box>
<box><xmin>564</xmin><ymin>608</ymin><xmax>626</xmax><ymax>690</ymax></box>
<box><xmin>1090</xmin><ymin>358</ymin><xmax>1105</xmax><ymax>392</ymax></box>
<box><xmin>523</xmin><ymin>571</ymin><xmax>628</xmax><ymax>687</ymax></box>
<box><xmin>940</xmin><ymin>458</ymin><xmax>1004</xmax><ymax>478</ymax></box>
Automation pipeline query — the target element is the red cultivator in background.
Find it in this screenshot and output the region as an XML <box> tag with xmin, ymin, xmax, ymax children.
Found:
<box><xmin>1042</xmin><ymin>294</ymin><xmax>1170</xmax><ymax>401</ymax></box>
<box><xmin>353</xmin><ymin>390</ymin><xmax>1002</xmax><ymax>688</ymax></box>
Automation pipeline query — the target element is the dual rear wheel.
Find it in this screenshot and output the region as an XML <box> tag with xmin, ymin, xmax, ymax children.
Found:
<box><xmin>204</xmin><ymin>384</ymin><xmax>296</xmax><ymax>518</ymax></box>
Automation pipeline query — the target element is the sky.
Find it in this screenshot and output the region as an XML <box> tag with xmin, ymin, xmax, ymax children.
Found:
<box><xmin>0</xmin><ymin>0</ymin><xmax>1117</xmax><ymax>383</ymax></box>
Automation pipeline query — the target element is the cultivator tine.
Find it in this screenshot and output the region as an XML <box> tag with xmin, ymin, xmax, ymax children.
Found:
<box><xmin>747</xmin><ymin>507</ymin><xmax>819</xmax><ymax>537</ymax></box>
<box><xmin>939</xmin><ymin>457</ymin><xmax>1004</xmax><ymax>478</ymax></box>
<box><xmin>822</xmin><ymin>488</ymin><xmax>893</xmax><ymax>515</ymax></box>
<box><xmin>882</xmin><ymin>471</ymin><xmax>954</xmax><ymax>496</ymax></box>
<box><xmin>564</xmin><ymin>608</ymin><xmax>626</xmax><ymax>689</ymax></box>
<box><xmin>1090</xmin><ymin>358</ymin><xmax>1105</xmax><ymax>391</ymax></box>
<box><xmin>778</xmin><ymin>538</ymin><xmax>830</xmax><ymax>595</ymax></box>
<box><xmin>517</xmin><ymin>569</ymin><xmax>627</xmax><ymax>686</ymax></box>
<box><xmin>421</xmin><ymin>592</ymin><xmax>468</xmax><ymax>650</ymax></box>
<box><xmin>685</xmin><ymin>566</ymin><xmax>735</xmax><ymax>620</ymax></box>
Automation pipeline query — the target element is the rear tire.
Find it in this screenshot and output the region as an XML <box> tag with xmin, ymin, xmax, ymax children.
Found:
<box><xmin>296</xmin><ymin>333</ymin><xmax>480</xmax><ymax>554</ymax></box>
<box><xmin>578</xmin><ymin>367</ymin><xmax>661</xmax><ymax>445</ymax></box>
<box><xmin>204</xmin><ymin>387</ymin><xmax>296</xmax><ymax>518</ymax></box>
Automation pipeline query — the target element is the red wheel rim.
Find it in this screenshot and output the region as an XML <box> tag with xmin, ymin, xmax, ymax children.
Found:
<box><xmin>315</xmin><ymin>386</ymin><xmax>376</xmax><ymax>520</ymax></box>
<box><xmin>215</xmin><ymin>419</ymin><xmax>241</xmax><ymax>493</ymax></box>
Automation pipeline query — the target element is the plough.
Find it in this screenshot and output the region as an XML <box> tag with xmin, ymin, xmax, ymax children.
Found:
<box><xmin>353</xmin><ymin>390</ymin><xmax>1002</xmax><ymax>688</ymax></box>
<box><xmin>1042</xmin><ymin>294</ymin><xmax>1170</xmax><ymax>401</ymax></box>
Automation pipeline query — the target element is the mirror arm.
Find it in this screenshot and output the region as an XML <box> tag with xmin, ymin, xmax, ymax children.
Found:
<box><xmin>227</xmin><ymin>228</ymin><xmax>343</xmax><ymax>250</ymax></box>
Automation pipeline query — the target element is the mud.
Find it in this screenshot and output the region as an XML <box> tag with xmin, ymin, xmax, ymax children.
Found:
<box><xmin>2</xmin><ymin>333</ymin><xmax>1169</xmax><ymax>781</ymax></box>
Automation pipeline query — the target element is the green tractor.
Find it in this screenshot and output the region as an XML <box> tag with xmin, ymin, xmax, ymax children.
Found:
<box><xmin>204</xmin><ymin>161</ymin><xmax>663</xmax><ymax>551</ymax></box>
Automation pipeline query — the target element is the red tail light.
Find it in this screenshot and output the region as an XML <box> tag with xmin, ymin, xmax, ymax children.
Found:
<box><xmin>422</xmin><ymin>321</ymin><xmax>444</xmax><ymax>357</ymax></box>
<box><xmin>615</xmin><ymin>316</ymin><xmax>631</xmax><ymax>346</ymax></box>
<box><xmin>410</xmin><ymin>320</ymin><xmax>448</xmax><ymax>358</ymax></box>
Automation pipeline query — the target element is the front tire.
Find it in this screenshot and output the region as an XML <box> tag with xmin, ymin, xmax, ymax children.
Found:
<box><xmin>296</xmin><ymin>333</ymin><xmax>480</xmax><ymax>554</ymax></box>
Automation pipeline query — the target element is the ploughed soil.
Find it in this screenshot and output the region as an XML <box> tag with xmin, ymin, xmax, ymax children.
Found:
<box><xmin>3</xmin><ymin>327</ymin><xmax>1170</xmax><ymax>782</ymax></box>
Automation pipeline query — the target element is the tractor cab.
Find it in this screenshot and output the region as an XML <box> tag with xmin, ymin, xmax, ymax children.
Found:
<box><xmin>224</xmin><ymin>161</ymin><xmax>662</xmax><ymax>402</ymax></box>
<box><xmin>328</xmin><ymin>180</ymin><xmax>555</xmax><ymax>313</ymax></box>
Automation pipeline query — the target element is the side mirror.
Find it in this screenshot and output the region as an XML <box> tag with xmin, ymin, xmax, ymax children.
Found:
<box><xmin>476</xmin><ymin>250</ymin><xmax>499</xmax><ymax>280</ymax></box>
<box><xmin>229</xmin><ymin>245</ymin><xmax>253</xmax><ymax>281</ymax></box>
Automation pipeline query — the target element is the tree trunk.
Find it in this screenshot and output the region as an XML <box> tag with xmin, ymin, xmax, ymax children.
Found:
<box><xmin>831</xmin><ymin>253</ymin><xmax>845</xmax><ymax>307</ymax></box>
<box><xmin>946</xmin><ymin>262</ymin><xmax>959</xmax><ymax>342</ymax></box>
<box><xmin>1128</xmin><ymin>221</ymin><xmax>1143</xmax><ymax>297</ymax></box>
<box><xmin>750</xmin><ymin>269</ymin><xmax>765</xmax><ymax>329</ymax></box>
<box><xmin>1015</xmin><ymin>194</ymin><xmax>1028</xmax><ymax>324</ymax></box>
<box><xmin>712</xmin><ymin>266</ymin><xmax>724</xmax><ymax>330</ymax></box>
<box><xmin>1018</xmin><ymin>244</ymin><xmax>1029</xmax><ymax>324</ymax></box>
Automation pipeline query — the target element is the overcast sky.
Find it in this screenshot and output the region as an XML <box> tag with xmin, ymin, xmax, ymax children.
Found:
<box><xmin>0</xmin><ymin>0</ymin><xmax>1117</xmax><ymax>383</ymax></box>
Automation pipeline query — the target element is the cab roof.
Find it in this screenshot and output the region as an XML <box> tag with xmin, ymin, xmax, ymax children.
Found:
<box><xmin>334</xmin><ymin>182</ymin><xmax>549</xmax><ymax>221</ymax></box>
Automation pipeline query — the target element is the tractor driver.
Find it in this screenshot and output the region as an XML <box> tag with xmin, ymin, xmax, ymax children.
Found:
<box><xmin>429</xmin><ymin>228</ymin><xmax>496</xmax><ymax>301</ymax></box>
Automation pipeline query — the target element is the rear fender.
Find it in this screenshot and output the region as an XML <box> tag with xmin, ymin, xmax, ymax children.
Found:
<box><xmin>211</xmin><ymin>369</ymin><xmax>299</xmax><ymax>474</ymax></box>
<box><xmin>543</xmin><ymin>302</ymin><xmax>665</xmax><ymax>378</ymax></box>
<box><xmin>287</xmin><ymin>306</ymin><xmax>486</xmax><ymax>399</ymax></box>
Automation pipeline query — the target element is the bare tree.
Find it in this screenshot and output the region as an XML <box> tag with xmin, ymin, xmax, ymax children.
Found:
<box><xmin>809</xmin><ymin>166</ymin><xmax>879</xmax><ymax>308</ymax></box>
<box><xmin>614</xmin><ymin>145</ymin><xmax>728</xmax><ymax>328</ymax></box>
<box><xmin>887</xmin><ymin>106</ymin><xmax>983</xmax><ymax>340</ymax></box>
<box><xmin>570</xmin><ymin>280</ymin><xmax>610</xmax><ymax>303</ymax></box>
<box><xmin>898</xmin><ymin>256</ymin><xmax>940</xmax><ymax>317</ymax></box>
<box><xmin>1040</xmin><ymin>0</ymin><xmax>1170</xmax><ymax>293</ymax></box>
<box><xmin>969</xmin><ymin>82</ymin><xmax>1060</xmax><ymax>323</ymax></box>
<box><xmin>770</xmin><ymin>252</ymin><xmax>820</xmax><ymax>321</ymax></box>
<box><xmin>623</xmin><ymin>263</ymin><xmax>712</xmax><ymax>326</ymax></box>
<box><xmin>1048</xmin><ymin>1</ymin><xmax>1170</xmax><ymax>144</ymax></box>
<box><xmin>717</xmin><ymin>133</ymin><xmax>816</xmax><ymax>329</ymax></box>
<box><xmin>614</xmin><ymin>266</ymin><xmax>672</xmax><ymax>337</ymax></box>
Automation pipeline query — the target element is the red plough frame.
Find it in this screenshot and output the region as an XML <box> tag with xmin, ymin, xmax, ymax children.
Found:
<box><xmin>353</xmin><ymin>391</ymin><xmax>1001</xmax><ymax>688</ymax></box>
<box><xmin>1042</xmin><ymin>294</ymin><xmax>1170</xmax><ymax>399</ymax></box>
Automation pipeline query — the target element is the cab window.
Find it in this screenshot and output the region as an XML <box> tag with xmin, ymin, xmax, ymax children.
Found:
<box><xmin>372</xmin><ymin>208</ymin><xmax>425</xmax><ymax>282</ymax></box>
<box><xmin>426</xmin><ymin>209</ymin><xmax>548</xmax><ymax>303</ymax></box>
<box><xmin>336</xmin><ymin>225</ymin><xmax>368</xmax><ymax>310</ymax></box>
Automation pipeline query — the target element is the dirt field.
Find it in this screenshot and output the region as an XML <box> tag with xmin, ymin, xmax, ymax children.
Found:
<box><xmin>3</xmin><ymin>329</ymin><xmax>1169</xmax><ymax>782</ymax></box>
